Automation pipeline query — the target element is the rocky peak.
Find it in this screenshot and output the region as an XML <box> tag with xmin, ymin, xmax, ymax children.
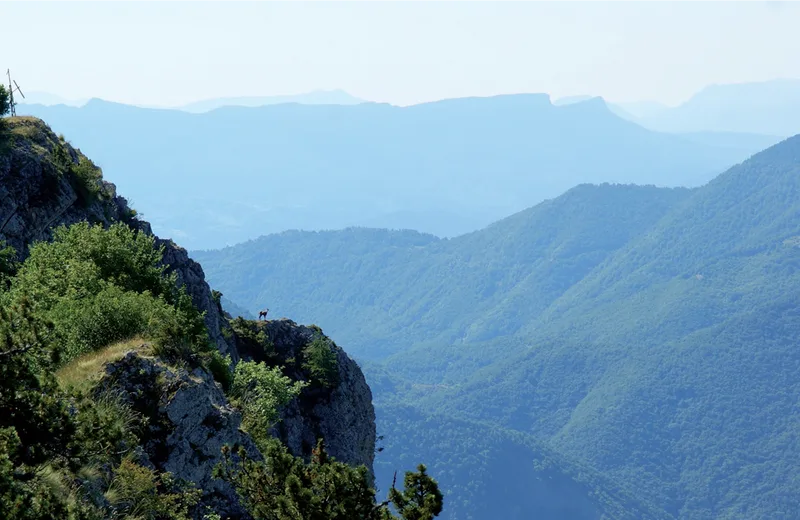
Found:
<box><xmin>98</xmin><ymin>350</ymin><xmax>260</xmax><ymax>519</ymax></box>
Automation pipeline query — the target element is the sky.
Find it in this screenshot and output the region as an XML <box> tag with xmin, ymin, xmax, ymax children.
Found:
<box><xmin>3</xmin><ymin>1</ymin><xmax>800</xmax><ymax>108</ymax></box>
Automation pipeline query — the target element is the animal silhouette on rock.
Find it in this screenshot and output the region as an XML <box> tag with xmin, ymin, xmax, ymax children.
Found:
<box><xmin>258</xmin><ymin>309</ymin><xmax>269</xmax><ymax>320</ymax></box>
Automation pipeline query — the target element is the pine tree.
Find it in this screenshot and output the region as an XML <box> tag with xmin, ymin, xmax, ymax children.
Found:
<box><xmin>389</xmin><ymin>465</ymin><xmax>444</xmax><ymax>520</ymax></box>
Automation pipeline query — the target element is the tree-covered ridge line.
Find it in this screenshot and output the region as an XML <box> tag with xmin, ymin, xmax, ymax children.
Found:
<box><xmin>195</xmin><ymin>133</ymin><xmax>800</xmax><ymax>518</ymax></box>
<box><xmin>191</xmin><ymin>183</ymin><xmax>691</xmax><ymax>361</ymax></box>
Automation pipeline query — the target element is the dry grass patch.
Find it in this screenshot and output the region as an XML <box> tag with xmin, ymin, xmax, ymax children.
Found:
<box><xmin>56</xmin><ymin>337</ymin><xmax>152</xmax><ymax>393</ymax></box>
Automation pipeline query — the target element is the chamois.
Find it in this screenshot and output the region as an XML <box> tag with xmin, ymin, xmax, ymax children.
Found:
<box><xmin>258</xmin><ymin>309</ymin><xmax>269</xmax><ymax>320</ymax></box>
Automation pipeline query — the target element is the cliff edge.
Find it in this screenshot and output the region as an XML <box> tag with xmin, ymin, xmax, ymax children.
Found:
<box><xmin>0</xmin><ymin>116</ymin><xmax>377</xmax><ymax>516</ymax></box>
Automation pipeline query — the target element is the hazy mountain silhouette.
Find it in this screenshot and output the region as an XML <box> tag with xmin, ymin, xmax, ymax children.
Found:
<box><xmin>612</xmin><ymin>100</ymin><xmax>670</xmax><ymax>120</ymax></box>
<box><xmin>638</xmin><ymin>78</ymin><xmax>800</xmax><ymax>135</ymax></box>
<box><xmin>176</xmin><ymin>89</ymin><xmax>367</xmax><ymax>113</ymax></box>
<box><xmin>18</xmin><ymin>91</ymin><xmax>88</xmax><ymax>107</ymax></box>
<box><xmin>18</xmin><ymin>94</ymin><xmax>765</xmax><ymax>249</ymax></box>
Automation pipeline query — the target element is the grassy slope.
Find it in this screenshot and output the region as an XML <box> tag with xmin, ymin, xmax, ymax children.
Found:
<box><xmin>56</xmin><ymin>338</ymin><xmax>152</xmax><ymax>393</ymax></box>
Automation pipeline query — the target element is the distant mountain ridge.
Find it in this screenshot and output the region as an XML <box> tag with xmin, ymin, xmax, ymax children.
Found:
<box><xmin>176</xmin><ymin>88</ymin><xmax>368</xmax><ymax>113</ymax></box>
<box><xmin>614</xmin><ymin>79</ymin><xmax>800</xmax><ymax>136</ymax></box>
<box><xmin>17</xmin><ymin>94</ymin><xmax>768</xmax><ymax>249</ymax></box>
<box><xmin>19</xmin><ymin>89</ymin><xmax>367</xmax><ymax>112</ymax></box>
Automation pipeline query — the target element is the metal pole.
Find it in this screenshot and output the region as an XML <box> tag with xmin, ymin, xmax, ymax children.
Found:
<box><xmin>7</xmin><ymin>69</ymin><xmax>15</xmax><ymax>117</ymax></box>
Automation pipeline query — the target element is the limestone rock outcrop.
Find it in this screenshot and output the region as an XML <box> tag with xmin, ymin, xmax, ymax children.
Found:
<box><xmin>99</xmin><ymin>351</ymin><xmax>259</xmax><ymax>519</ymax></box>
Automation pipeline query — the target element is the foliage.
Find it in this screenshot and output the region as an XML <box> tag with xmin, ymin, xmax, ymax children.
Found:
<box><xmin>0</xmin><ymin>84</ymin><xmax>9</xmax><ymax>117</ymax></box>
<box><xmin>230</xmin><ymin>361</ymin><xmax>307</xmax><ymax>449</ymax></box>
<box><xmin>229</xmin><ymin>316</ymin><xmax>275</xmax><ymax>358</ymax></box>
<box><xmin>48</xmin><ymin>142</ymin><xmax>107</xmax><ymax>206</ymax></box>
<box><xmin>5</xmin><ymin>221</ymin><xmax>211</xmax><ymax>367</ymax></box>
<box><xmin>0</xmin><ymin>293</ymin><xmax>184</xmax><ymax>519</ymax></box>
<box><xmin>0</xmin><ymin>298</ymin><xmax>72</xmax><ymax>465</ymax></box>
<box><xmin>215</xmin><ymin>438</ymin><xmax>442</xmax><ymax>520</ymax></box>
<box><xmin>69</xmin><ymin>156</ymin><xmax>105</xmax><ymax>205</ymax></box>
<box><xmin>302</xmin><ymin>334</ymin><xmax>339</xmax><ymax>388</ymax></box>
<box><xmin>0</xmin><ymin>220</ymin><xmax>242</xmax><ymax>518</ymax></box>
<box><xmin>0</xmin><ymin>241</ymin><xmax>16</xmax><ymax>291</ymax></box>
<box><xmin>0</xmin><ymin>428</ymin><xmax>72</xmax><ymax>520</ymax></box>
<box><xmin>68</xmin><ymin>392</ymin><xmax>142</xmax><ymax>466</ymax></box>
<box><xmin>207</xmin><ymin>352</ymin><xmax>234</xmax><ymax>392</ymax></box>
<box><xmin>387</xmin><ymin>464</ymin><xmax>443</xmax><ymax>520</ymax></box>
<box><xmin>104</xmin><ymin>458</ymin><xmax>201</xmax><ymax>520</ymax></box>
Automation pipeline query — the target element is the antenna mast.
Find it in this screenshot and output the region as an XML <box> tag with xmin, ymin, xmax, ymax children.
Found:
<box><xmin>6</xmin><ymin>70</ymin><xmax>25</xmax><ymax>117</ymax></box>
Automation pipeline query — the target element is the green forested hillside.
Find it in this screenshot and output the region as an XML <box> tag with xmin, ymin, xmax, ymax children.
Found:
<box><xmin>193</xmin><ymin>184</ymin><xmax>689</xmax><ymax>360</ymax></box>
<box><xmin>194</xmin><ymin>135</ymin><xmax>800</xmax><ymax>518</ymax></box>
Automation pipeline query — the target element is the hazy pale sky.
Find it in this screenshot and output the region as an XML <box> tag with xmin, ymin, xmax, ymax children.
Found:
<box><xmin>4</xmin><ymin>1</ymin><xmax>800</xmax><ymax>107</ymax></box>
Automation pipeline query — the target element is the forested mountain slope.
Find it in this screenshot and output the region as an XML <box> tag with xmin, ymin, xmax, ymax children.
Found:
<box><xmin>421</xmin><ymin>134</ymin><xmax>800</xmax><ymax>518</ymax></box>
<box><xmin>196</xmin><ymin>135</ymin><xmax>800</xmax><ymax>518</ymax></box>
<box><xmin>193</xmin><ymin>184</ymin><xmax>690</xmax><ymax>359</ymax></box>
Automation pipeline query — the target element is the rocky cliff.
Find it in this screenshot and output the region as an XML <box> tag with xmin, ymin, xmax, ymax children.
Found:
<box><xmin>97</xmin><ymin>349</ymin><xmax>262</xmax><ymax>519</ymax></box>
<box><xmin>0</xmin><ymin>116</ymin><xmax>377</xmax><ymax>516</ymax></box>
<box><xmin>234</xmin><ymin>318</ymin><xmax>376</xmax><ymax>473</ymax></box>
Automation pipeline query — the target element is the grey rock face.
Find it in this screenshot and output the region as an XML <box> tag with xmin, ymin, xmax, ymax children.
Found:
<box><xmin>101</xmin><ymin>351</ymin><xmax>259</xmax><ymax>519</ymax></box>
<box><xmin>240</xmin><ymin>319</ymin><xmax>377</xmax><ymax>474</ymax></box>
<box><xmin>157</xmin><ymin>236</ymin><xmax>237</xmax><ymax>361</ymax></box>
<box><xmin>0</xmin><ymin>122</ymin><xmax>125</xmax><ymax>256</ymax></box>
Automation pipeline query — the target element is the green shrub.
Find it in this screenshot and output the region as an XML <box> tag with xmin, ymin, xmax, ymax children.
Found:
<box><xmin>302</xmin><ymin>334</ymin><xmax>339</xmax><ymax>387</ymax></box>
<box><xmin>8</xmin><ymin>222</ymin><xmax>211</xmax><ymax>367</ymax></box>
<box><xmin>229</xmin><ymin>317</ymin><xmax>276</xmax><ymax>359</ymax></box>
<box><xmin>215</xmin><ymin>438</ymin><xmax>444</xmax><ymax>520</ymax></box>
<box><xmin>0</xmin><ymin>241</ymin><xmax>16</xmax><ymax>292</ymax></box>
<box><xmin>11</xmin><ymin>222</ymin><xmax>170</xmax><ymax>305</ymax></box>
<box><xmin>69</xmin><ymin>392</ymin><xmax>141</xmax><ymax>467</ymax></box>
<box><xmin>230</xmin><ymin>361</ymin><xmax>306</xmax><ymax>449</ymax></box>
<box><xmin>207</xmin><ymin>352</ymin><xmax>233</xmax><ymax>392</ymax></box>
<box><xmin>69</xmin><ymin>156</ymin><xmax>104</xmax><ymax>205</ymax></box>
<box><xmin>50</xmin><ymin>285</ymin><xmax>174</xmax><ymax>364</ymax></box>
<box><xmin>0</xmin><ymin>84</ymin><xmax>9</xmax><ymax>117</ymax></box>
